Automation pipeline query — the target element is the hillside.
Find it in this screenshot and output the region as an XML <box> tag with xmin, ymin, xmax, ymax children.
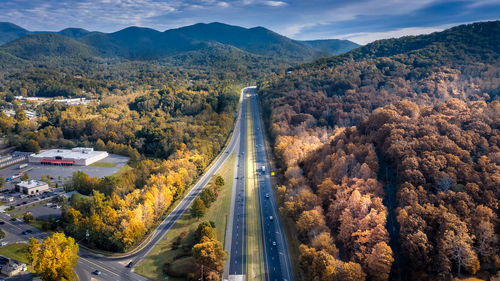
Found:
<box><xmin>58</xmin><ymin>28</ymin><xmax>95</xmax><ymax>39</ymax></box>
<box><xmin>1</xmin><ymin>33</ymin><xmax>96</xmax><ymax>60</ymax></box>
<box><xmin>0</xmin><ymin>22</ymin><xmax>31</xmax><ymax>45</ymax></box>
<box><xmin>299</xmin><ymin>39</ymin><xmax>360</xmax><ymax>55</ymax></box>
<box><xmin>258</xmin><ymin>20</ymin><xmax>500</xmax><ymax>281</ymax></box>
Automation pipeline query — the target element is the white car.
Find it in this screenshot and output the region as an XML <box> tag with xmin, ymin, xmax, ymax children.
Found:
<box><xmin>1</xmin><ymin>242</ymin><xmax>8</xmax><ymax>247</ymax></box>
<box><xmin>269</xmin><ymin>216</ymin><xmax>273</xmax><ymax>221</ymax></box>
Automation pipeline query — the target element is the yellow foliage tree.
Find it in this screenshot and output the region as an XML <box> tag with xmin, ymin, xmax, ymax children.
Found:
<box><xmin>28</xmin><ymin>233</ymin><xmax>79</xmax><ymax>281</ymax></box>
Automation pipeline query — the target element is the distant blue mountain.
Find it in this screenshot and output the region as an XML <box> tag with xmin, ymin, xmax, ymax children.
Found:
<box><xmin>0</xmin><ymin>22</ymin><xmax>359</xmax><ymax>61</ymax></box>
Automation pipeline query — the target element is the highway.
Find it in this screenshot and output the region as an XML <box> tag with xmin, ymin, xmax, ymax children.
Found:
<box><xmin>249</xmin><ymin>88</ymin><xmax>293</xmax><ymax>281</ymax></box>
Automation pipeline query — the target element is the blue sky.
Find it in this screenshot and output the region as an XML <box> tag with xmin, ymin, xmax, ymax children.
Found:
<box><xmin>1</xmin><ymin>0</ymin><xmax>498</xmax><ymax>44</ymax></box>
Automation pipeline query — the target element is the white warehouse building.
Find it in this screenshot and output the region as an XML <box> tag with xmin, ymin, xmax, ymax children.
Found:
<box><xmin>29</xmin><ymin>147</ymin><xmax>108</xmax><ymax>166</ymax></box>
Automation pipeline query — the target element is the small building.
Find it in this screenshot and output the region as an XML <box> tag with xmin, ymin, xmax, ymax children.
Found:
<box><xmin>15</xmin><ymin>180</ymin><xmax>50</xmax><ymax>195</ymax></box>
<box><xmin>29</xmin><ymin>147</ymin><xmax>108</xmax><ymax>166</ymax></box>
<box><xmin>1</xmin><ymin>259</ymin><xmax>27</xmax><ymax>276</ymax></box>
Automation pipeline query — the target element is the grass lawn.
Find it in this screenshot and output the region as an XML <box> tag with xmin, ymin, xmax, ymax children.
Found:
<box><xmin>0</xmin><ymin>243</ymin><xmax>30</xmax><ymax>264</ymax></box>
<box><xmin>89</xmin><ymin>162</ymin><xmax>117</xmax><ymax>168</ymax></box>
<box><xmin>135</xmin><ymin>153</ymin><xmax>236</xmax><ymax>281</ymax></box>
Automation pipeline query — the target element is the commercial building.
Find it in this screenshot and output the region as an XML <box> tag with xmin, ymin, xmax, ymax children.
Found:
<box><xmin>29</xmin><ymin>147</ymin><xmax>108</xmax><ymax>166</ymax></box>
<box><xmin>15</xmin><ymin>180</ymin><xmax>50</xmax><ymax>195</ymax></box>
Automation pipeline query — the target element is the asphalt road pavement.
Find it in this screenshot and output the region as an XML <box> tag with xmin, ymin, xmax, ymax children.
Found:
<box><xmin>249</xmin><ymin>88</ymin><xmax>293</xmax><ymax>281</ymax></box>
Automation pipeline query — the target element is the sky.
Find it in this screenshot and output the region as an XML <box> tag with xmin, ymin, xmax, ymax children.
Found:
<box><xmin>0</xmin><ymin>0</ymin><xmax>499</xmax><ymax>44</ymax></box>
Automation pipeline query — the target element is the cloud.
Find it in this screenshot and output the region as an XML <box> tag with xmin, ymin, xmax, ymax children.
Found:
<box><xmin>217</xmin><ymin>1</ymin><xmax>230</xmax><ymax>8</ymax></box>
<box><xmin>262</xmin><ymin>1</ymin><xmax>287</xmax><ymax>7</ymax></box>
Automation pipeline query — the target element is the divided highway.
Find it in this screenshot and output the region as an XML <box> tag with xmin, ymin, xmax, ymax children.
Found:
<box><xmin>249</xmin><ymin>88</ymin><xmax>293</xmax><ymax>281</ymax></box>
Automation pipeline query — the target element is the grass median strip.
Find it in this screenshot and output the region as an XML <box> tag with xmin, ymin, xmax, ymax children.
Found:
<box><xmin>89</xmin><ymin>162</ymin><xmax>117</xmax><ymax>168</ymax></box>
<box><xmin>135</xmin><ymin>153</ymin><xmax>236</xmax><ymax>281</ymax></box>
<box><xmin>245</xmin><ymin>93</ymin><xmax>264</xmax><ymax>281</ymax></box>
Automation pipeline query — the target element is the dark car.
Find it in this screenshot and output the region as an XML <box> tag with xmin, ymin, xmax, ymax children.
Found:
<box><xmin>0</xmin><ymin>221</ymin><xmax>4</xmax><ymax>225</ymax></box>
<box><xmin>126</xmin><ymin>262</ymin><xmax>134</xmax><ymax>268</ymax></box>
<box><xmin>10</xmin><ymin>218</ymin><xmax>16</xmax><ymax>222</ymax></box>
<box><xmin>93</xmin><ymin>270</ymin><xmax>101</xmax><ymax>275</ymax></box>
<box><xmin>26</xmin><ymin>229</ymin><xmax>32</xmax><ymax>234</ymax></box>
<box><xmin>21</xmin><ymin>231</ymin><xmax>27</xmax><ymax>235</ymax></box>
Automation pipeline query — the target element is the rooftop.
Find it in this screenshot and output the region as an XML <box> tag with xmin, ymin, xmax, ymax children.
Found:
<box><xmin>17</xmin><ymin>180</ymin><xmax>48</xmax><ymax>189</ymax></box>
<box><xmin>34</xmin><ymin>147</ymin><xmax>107</xmax><ymax>160</ymax></box>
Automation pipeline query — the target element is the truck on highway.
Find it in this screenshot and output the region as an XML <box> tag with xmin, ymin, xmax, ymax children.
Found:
<box><xmin>18</xmin><ymin>163</ymin><xmax>28</xmax><ymax>169</ymax></box>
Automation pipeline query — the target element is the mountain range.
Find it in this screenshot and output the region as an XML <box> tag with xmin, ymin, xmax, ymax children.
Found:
<box><xmin>0</xmin><ymin>22</ymin><xmax>359</xmax><ymax>62</ymax></box>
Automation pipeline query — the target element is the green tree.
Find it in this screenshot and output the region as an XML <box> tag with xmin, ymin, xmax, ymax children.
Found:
<box><xmin>200</xmin><ymin>188</ymin><xmax>216</xmax><ymax>208</ymax></box>
<box><xmin>214</xmin><ymin>175</ymin><xmax>224</xmax><ymax>187</ymax></box>
<box><xmin>195</xmin><ymin>221</ymin><xmax>216</xmax><ymax>243</ymax></box>
<box><xmin>0</xmin><ymin>177</ymin><xmax>5</xmax><ymax>188</ymax></box>
<box><xmin>28</xmin><ymin>233</ymin><xmax>79</xmax><ymax>281</ymax></box>
<box><xmin>23</xmin><ymin>212</ymin><xmax>34</xmax><ymax>224</ymax></box>
<box><xmin>25</xmin><ymin>139</ymin><xmax>40</xmax><ymax>153</ymax></box>
<box><xmin>21</xmin><ymin>172</ymin><xmax>29</xmax><ymax>181</ymax></box>
<box><xmin>191</xmin><ymin>197</ymin><xmax>207</xmax><ymax>219</ymax></box>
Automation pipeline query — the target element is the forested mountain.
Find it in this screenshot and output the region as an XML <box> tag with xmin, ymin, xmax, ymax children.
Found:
<box><xmin>0</xmin><ymin>22</ymin><xmax>31</xmax><ymax>45</ymax></box>
<box><xmin>300</xmin><ymin>39</ymin><xmax>360</xmax><ymax>55</ymax></box>
<box><xmin>58</xmin><ymin>28</ymin><xmax>95</xmax><ymax>39</ymax></box>
<box><xmin>0</xmin><ymin>22</ymin><xmax>358</xmax><ymax>62</ymax></box>
<box><xmin>258</xmin><ymin>20</ymin><xmax>500</xmax><ymax>280</ymax></box>
<box><xmin>166</xmin><ymin>22</ymin><xmax>323</xmax><ymax>60</ymax></box>
<box><xmin>1</xmin><ymin>33</ymin><xmax>96</xmax><ymax>60</ymax></box>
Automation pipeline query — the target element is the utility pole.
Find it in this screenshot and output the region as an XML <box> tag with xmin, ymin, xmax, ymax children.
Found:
<box><xmin>201</xmin><ymin>265</ymin><xmax>204</xmax><ymax>281</ymax></box>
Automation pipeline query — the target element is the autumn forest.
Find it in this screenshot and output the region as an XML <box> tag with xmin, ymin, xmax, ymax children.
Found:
<box><xmin>259</xmin><ymin>21</ymin><xmax>500</xmax><ymax>280</ymax></box>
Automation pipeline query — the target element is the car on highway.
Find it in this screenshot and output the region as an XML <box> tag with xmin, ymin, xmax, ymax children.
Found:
<box><xmin>269</xmin><ymin>216</ymin><xmax>273</xmax><ymax>221</ymax></box>
<box><xmin>273</xmin><ymin>241</ymin><xmax>277</xmax><ymax>246</ymax></box>
<box><xmin>265</xmin><ymin>193</ymin><xmax>269</xmax><ymax>198</ymax></box>
<box><xmin>93</xmin><ymin>270</ymin><xmax>101</xmax><ymax>275</ymax></box>
<box><xmin>126</xmin><ymin>262</ymin><xmax>134</xmax><ymax>268</ymax></box>
<box><xmin>0</xmin><ymin>221</ymin><xmax>4</xmax><ymax>225</ymax></box>
<box><xmin>10</xmin><ymin>218</ymin><xmax>16</xmax><ymax>222</ymax></box>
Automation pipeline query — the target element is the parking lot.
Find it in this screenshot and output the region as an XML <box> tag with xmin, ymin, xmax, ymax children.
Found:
<box><xmin>0</xmin><ymin>187</ymin><xmax>65</xmax><ymax>213</ymax></box>
<box><xmin>0</xmin><ymin>154</ymin><xmax>128</xmax><ymax>184</ymax></box>
<box><xmin>12</xmin><ymin>204</ymin><xmax>62</xmax><ymax>219</ymax></box>
<box><xmin>0</xmin><ymin>153</ymin><xmax>128</xmax><ymax>213</ymax></box>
